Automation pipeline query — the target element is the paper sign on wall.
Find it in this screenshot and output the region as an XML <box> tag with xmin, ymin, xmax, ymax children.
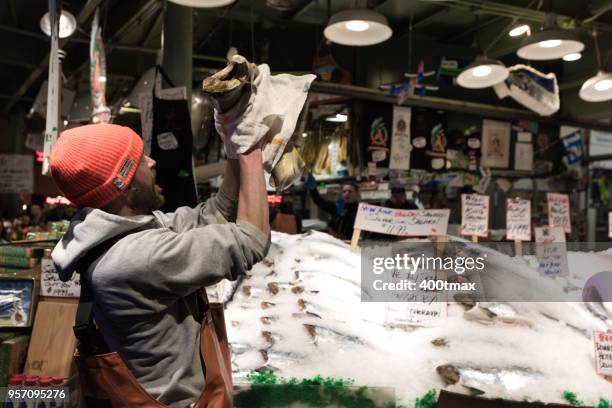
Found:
<box><xmin>0</xmin><ymin>154</ymin><xmax>34</xmax><ymax>194</ymax></box>
<box><xmin>547</xmin><ymin>193</ymin><xmax>571</xmax><ymax>233</ymax></box>
<box><xmin>389</xmin><ymin>106</ymin><xmax>412</xmax><ymax>170</ymax></box>
<box><xmin>481</xmin><ymin>119</ymin><xmax>511</xmax><ymax>168</ymax></box>
<box><xmin>594</xmin><ymin>331</ymin><xmax>612</xmax><ymax>376</ymax></box>
<box><xmin>534</xmin><ymin>226</ymin><xmax>568</xmax><ymax>277</ymax></box>
<box><xmin>354</xmin><ymin>203</ymin><xmax>449</xmax><ymax>236</ymax></box>
<box><xmin>506</xmin><ymin>198</ymin><xmax>531</xmax><ymax>241</ymax></box>
<box><xmin>41</xmin><ymin>258</ymin><xmax>81</xmax><ymax>298</ymax></box>
<box><xmin>461</xmin><ymin>194</ymin><xmax>490</xmax><ymax>237</ymax></box>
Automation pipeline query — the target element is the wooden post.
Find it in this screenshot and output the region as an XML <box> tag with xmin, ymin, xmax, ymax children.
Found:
<box><xmin>514</xmin><ymin>240</ymin><xmax>522</xmax><ymax>257</ymax></box>
<box><xmin>471</xmin><ymin>235</ymin><xmax>478</xmax><ymax>243</ymax></box>
<box><xmin>435</xmin><ymin>235</ymin><xmax>447</xmax><ymax>257</ymax></box>
<box><xmin>350</xmin><ymin>228</ymin><xmax>361</xmax><ymax>251</ymax></box>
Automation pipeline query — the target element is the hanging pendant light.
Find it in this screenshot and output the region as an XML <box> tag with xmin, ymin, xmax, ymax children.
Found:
<box><xmin>324</xmin><ymin>7</ymin><xmax>392</xmax><ymax>46</ymax></box>
<box><xmin>168</xmin><ymin>0</ymin><xmax>235</xmax><ymax>7</ymax></box>
<box><xmin>579</xmin><ymin>31</ymin><xmax>612</xmax><ymax>102</ymax></box>
<box><xmin>517</xmin><ymin>13</ymin><xmax>583</xmax><ymax>60</ymax></box>
<box><xmin>457</xmin><ymin>56</ymin><xmax>509</xmax><ymax>89</ymax></box>
<box><xmin>40</xmin><ymin>10</ymin><xmax>77</xmax><ymax>38</ymax></box>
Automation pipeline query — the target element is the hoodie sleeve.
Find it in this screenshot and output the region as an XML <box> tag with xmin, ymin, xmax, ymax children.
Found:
<box><xmin>154</xmin><ymin>189</ymin><xmax>238</xmax><ymax>232</ymax></box>
<box><xmin>135</xmin><ymin>220</ymin><xmax>269</xmax><ymax>299</ymax></box>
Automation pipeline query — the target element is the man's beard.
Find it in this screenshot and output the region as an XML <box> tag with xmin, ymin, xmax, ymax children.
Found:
<box><xmin>126</xmin><ymin>176</ymin><xmax>165</xmax><ymax>214</ymax></box>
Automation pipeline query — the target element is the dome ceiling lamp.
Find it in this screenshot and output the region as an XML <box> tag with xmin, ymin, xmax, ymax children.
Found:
<box><xmin>580</xmin><ymin>31</ymin><xmax>612</xmax><ymax>102</ymax></box>
<box><xmin>457</xmin><ymin>15</ymin><xmax>509</xmax><ymax>89</ymax></box>
<box><xmin>516</xmin><ymin>13</ymin><xmax>584</xmax><ymax>60</ymax></box>
<box><xmin>324</xmin><ymin>0</ymin><xmax>392</xmax><ymax>46</ymax></box>
<box><xmin>40</xmin><ymin>10</ymin><xmax>77</xmax><ymax>38</ymax></box>
<box><xmin>168</xmin><ymin>0</ymin><xmax>235</xmax><ymax>8</ymax></box>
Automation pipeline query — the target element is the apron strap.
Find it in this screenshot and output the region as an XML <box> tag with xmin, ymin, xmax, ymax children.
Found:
<box><xmin>73</xmin><ymin>232</ymin><xmax>132</xmax><ymax>355</ymax></box>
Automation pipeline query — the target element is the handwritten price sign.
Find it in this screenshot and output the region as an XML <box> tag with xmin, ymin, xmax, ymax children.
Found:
<box><xmin>461</xmin><ymin>194</ymin><xmax>490</xmax><ymax>238</ymax></box>
<box><xmin>534</xmin><ymin>226</ymin><xmax>568</xmax><ymax>277</ymax></box>
<box><xmin>594</xmin><ymin>331</ymin><xmax>612</xmax><ymax>376</ymax></box>
<box><xmin>41</xmin><ymin>258</ymin><xmax>81</xmax><ymax>298</ymax></box>
<box><xmin>354</xmin><ymin>203</ymin><xmax>449</xmax><ymax>236</ymax></box>
<box><xmin>547</xmin><ymin>193</ymin><xmax>571</xmax><ymax>234</ymax></box>
<box><xmin>506</xmin><ymin>198</ymin><xmax>531</xmax><ymax>241</ymax></box>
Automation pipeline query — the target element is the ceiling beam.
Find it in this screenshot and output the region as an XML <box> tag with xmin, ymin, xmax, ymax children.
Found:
<box><xmin>195</xmin><ymin>1</ymin><xmax>240</xmax><ymax>52</ymax></box>
<box><xmin>142</xmin><ymin>9</ymin><xmax>163</xmax><ymax>47</ymax></box>
<box><xmin>283</xmin><ymin>0</ymin><xmax>314</xmax><ymax>21</ymax></box>
<box><xmin>2</xmin><ymin>0</ymin><xmax>105</xmax><ymax>113</ymax></box>
<box><xmin>417</xmin><ymin>0</ymin><xmax>612</xmax><ymax>32</ymax></box>
<box><xmin>392</xmin><ymin>7</ymin><xmax>451</xmax><ymax>39</ymax></box>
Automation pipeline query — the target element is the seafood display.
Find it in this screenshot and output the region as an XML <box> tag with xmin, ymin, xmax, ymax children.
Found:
<box><xmin>211</xmin><ymin>231</ymin><xmax>612</xmax><ymax>405</ymax></box>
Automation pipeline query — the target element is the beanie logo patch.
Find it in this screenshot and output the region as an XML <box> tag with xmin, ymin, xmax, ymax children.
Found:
<box><xmin>119</xmin><ymin>158</ymin><xmax>135</xmax><ymax>178</ymax></box>
<box><xmin>113</xmin><ymin>177</ymin><xmax>126</xmax><ymax>190</ymax></box>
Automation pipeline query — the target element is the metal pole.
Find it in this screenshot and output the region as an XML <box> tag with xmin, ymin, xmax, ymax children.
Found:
<box><xmin>162</xmin><ymin>0</ymin><xmax>193</xmax><ymax>108</ymax></box>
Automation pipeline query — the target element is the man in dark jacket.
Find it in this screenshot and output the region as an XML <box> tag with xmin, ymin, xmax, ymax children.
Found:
<box><xmin>307</xmin><ymin>175</ymin><xmax>359</xmax><ymax>240</ymax></box>
<box><xmin>384</xmin><ymin>186</ymin><xmax>419</xmax><ymax>210</ymax></box>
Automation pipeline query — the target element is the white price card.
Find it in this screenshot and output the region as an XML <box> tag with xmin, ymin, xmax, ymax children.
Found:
<box><xmin>534</xmin><ymin>226</ymin><xmax>568</xmax><ymax>277</ymax></box>
<box><xmin>41</xmin><ymin>258</ymin><xmax>81</xmax><ymax>298</ymax></box>
<box><xmin>460</xmin><ymin>194</ymin><xmax>490</xmax><ymax>238</ymax></box>
<box><xmin>547</xmin><ymin>193</ymin><xmax>571</xmax><ymax>234</ymax></box>
<box><xmin>594</xmin><ymin>331</ymin><xmax>612</xmax><ymax>376</ymax></box>
<box><xmin>506</xmin><ymin>198</ymin><xmax>531</xmax><ymax>241</ymax></box>
<box><xmin>354</xmin><ymin>203</ymin><xmax>449</xmax><ymax>236</ymax></box>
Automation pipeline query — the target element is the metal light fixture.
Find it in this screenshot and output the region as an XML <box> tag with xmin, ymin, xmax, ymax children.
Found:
<box><xmin>324</xmin><ymin>6</ymin><xmax>392</xmax><ymax>46</ymax></box>
<box><xmin>168</xmin><ymin>0</ymin><xmax>235</xmax><ymax>7</ymax></box>
<box><xmin>580</xmin><ymin>32</ymin><xmax>612</xmax><ymax>102</ymax></box>
<box><xmin>457</xmin><ymin>56</ymin><xmax>509</xmax><ymax>89</ymax></box>
<box><xmin>516</xmin><ymin>13</ymin><xmax>583</xmax><ymax>60</ymax></box>
<box><xmin>40</xmin><ymin>10</ymin><xmax>77</xmax><ymax>38</ymax></box>
<box><xmin>509</xmin><ymin>25</ymin><xmax>530</xmax><ymax>37</ymax></box>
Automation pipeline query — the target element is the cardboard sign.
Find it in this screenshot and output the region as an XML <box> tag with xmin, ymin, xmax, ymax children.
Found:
<box><xmin>547</xmin><ymin>193</ymin><xmax>571</xmax><ymax>233</ymax></box>
<box><xmin>40</xmin><ymin>258</ymin><xmax>81</xmax><ymax>298</ymax></box>
<box><xmin>460</xmin><ymin>194</ymin><xmax>490</xmax><ymax>238</ymax></box>
<box><xmin>389</xmin><ymin>106</ymin><xmax>412</xmax><ymax>170</ymax></box>
<box><xmin>506</xmin><ymin>198</ymin><xmax>531</xmax><ymax>241</ymax></box>
<box><xmin>354</xmin><ymin>203</ymin><xmax>449</xmax><ymax>236</ymax></box>
<box><xmin>384</xmin><ymin>269</ymin><xmax>447</xmax><ymax>327</ymax></box>
<box><xmin>535</xmin><ymin>226</ymin><xmax>569</xmax><ymax>277</ymax></box>
<box><xmin>594</xmin><ymin>331</ymin><xmax>612</xmax><ymax>376</ymax></box>
<box><xmin>0</xmin><ymin>154</ymin><xmax>34</xmax><ymax>194</ymax></box>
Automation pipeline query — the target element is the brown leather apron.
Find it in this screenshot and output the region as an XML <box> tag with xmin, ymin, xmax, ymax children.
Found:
<box><xmin>74</xmin><ymin>303</ymin><xmax>233</xmax><ymax>408</ymax></box>
<box><xmin>73</xmin><ymin>234</ymin><xmax>233</xmax><ymax>407</ymax></box>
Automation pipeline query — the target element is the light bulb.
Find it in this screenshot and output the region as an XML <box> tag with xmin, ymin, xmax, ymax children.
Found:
<box><xmin>472</xmin><ymin>65</ymin><xmax>492</xmax><ymax>77</ymax></box>
<box><xmin>98</xmin><ymin>75</ymin><xmax>107</xmax><ymax>83</ymax></box>
<box><xmin>509</xmin><ymin>25</ymin><xmax>529</xmax><ymax>37</ymax></box>
<box><xmin>345</xmin><ymin>20</ymin><xmax>369</xmax><ymax>32</ymax></box>
<box><xmin>562</xmin><ymin>53</ymin><xmax>581</xmax><ymax>61</ymax></box>
<box><xmin>539</xmin><ymin>39</ymin><xmax>562</xmax><ymax>48</ymax></box>
<box><xmin>595</xmin><ymin>79</ymin><xmax>612</xmax><ymax>92</ymax></box>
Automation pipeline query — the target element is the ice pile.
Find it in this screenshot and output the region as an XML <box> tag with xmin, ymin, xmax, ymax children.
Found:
<box><xmin>216</xmin><ymin>231</ymin><xmax>612</xmax><ymax>405</ymax></box>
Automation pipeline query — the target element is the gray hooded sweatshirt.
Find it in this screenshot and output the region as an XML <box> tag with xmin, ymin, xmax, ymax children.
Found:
<box><xmin>52</xmin><ymin>191</ymin><xmax>269</xmax><ymax>407</ymax></box>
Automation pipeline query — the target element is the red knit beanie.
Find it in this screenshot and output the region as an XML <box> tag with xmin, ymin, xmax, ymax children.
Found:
<box><xmin>50</xmin><ymin>124</ymin><xmax>144</xmax><ymax>209</ymax></box>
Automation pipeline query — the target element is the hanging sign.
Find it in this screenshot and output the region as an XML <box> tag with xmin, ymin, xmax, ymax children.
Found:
<box><xmin>354</xmin><ymin>203</ymin><xmax>449</xmax><ymax>236</ymax></box>
<box><xmin>389</xmin><ymin>106</ymin><xmax>412</xmax><ymax>170</ymax></box>
<box><xmin>0</xmin><ymin>154</ymin><xmax>34</xmax><ymax>194</ymax></box>
<box><xmin>594</xmin><ymin>331</ymin><xmax>612</xmax><ymax>377</ymax></box>
<box><xmin>460</xmin><ymin>194</ymin><xmax>490</xmax><ymax>238</ymax></box>
<box><xmin>42</xmin><ymin>0</ymin><xmax>62</xmax><ymax>175</ymax></box>
<box><xmin>139</xmin><ymin>87</ymin><xmax>187</xmax><ymax>156</ymax></box>
<box><xmin>547</xmin><ymin>193</ymin><xmax>571</xmax><ymax>233</ymax></box>
<box><xmin>506</xmin><ymin>198</ymin><xmax>531</xmax><ymax>241</ymax></box>
<box><xmin>41</xmin><ymin>258</ymin><xmax>81</xmax><ymax>298</ymax></box>
<box><xmin>534</xmin><ymin>226</ymin><xmax>569</xmax><ymax>277</ymax></box>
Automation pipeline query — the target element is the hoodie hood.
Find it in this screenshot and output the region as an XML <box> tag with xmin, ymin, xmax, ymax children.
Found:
<box><xmin>52</xmin><ymin>208</ymin><xmax>155</xmax><ymax>281</ymax></box>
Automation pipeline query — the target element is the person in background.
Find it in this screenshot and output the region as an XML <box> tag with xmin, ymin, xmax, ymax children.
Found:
<box><xmin>306</xmin><ymin>174</ymin><xmax>359</xmax><ymax>240</ymax></box>
<box><xmin>270</xmin><ymin>194</ymin><xmax>302</xmax><ymax>234</ymax></box>
<box><xmin>29</xmin><ymin>204</ymin><xmax>45</xmax><ymax>229</ymax></box>
<box><xmin>384</xmin><ymin>186</ymin><xmax>418</xmax><ymax>210</ymax></box>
